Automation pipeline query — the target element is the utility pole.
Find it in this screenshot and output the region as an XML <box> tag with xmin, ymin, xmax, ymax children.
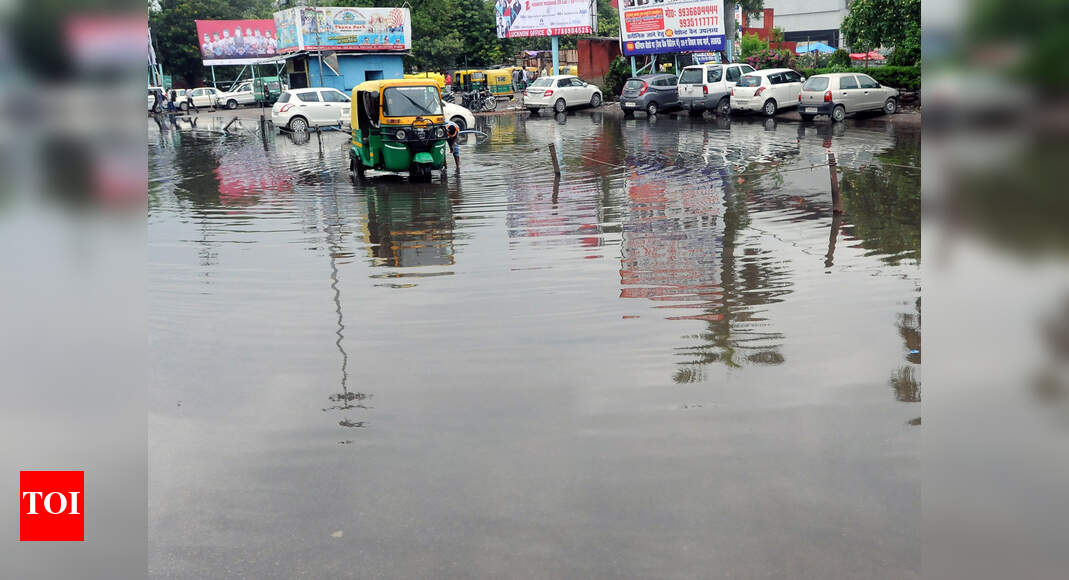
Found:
<box><xmin>312</xmin><ymin>0</ymin><xmax>324</xmax><ymax>86</ymax></box>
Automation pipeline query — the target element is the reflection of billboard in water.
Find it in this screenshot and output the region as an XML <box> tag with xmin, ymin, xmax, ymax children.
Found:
<box><xmin>620</xmin><ymin>166</ymin><xmax>725</xmax><ymax>320</ymax></box>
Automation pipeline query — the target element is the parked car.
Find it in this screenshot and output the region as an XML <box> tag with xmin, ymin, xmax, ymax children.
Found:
<box><xmin>272</xmin><ymin>88</ymin><xmax>351</xmax><ymax>132</ymax></box>
<box><xmin>619</xmin><ymin>73</ymin><xmax>680</xmax><ymax>116</ymax></box>
<box><xmin>798</xmin><ymin>73</ymin><xmax>900</xmax><ymax>122</ymax></box>
<box><xmin>188</xmin><ymin>87</ymin><xmax>221</xmax><ymax>109</ymax></box>
<box><xmin>678</xmin><ymin>63</ymin><xmax>756</xmax><ymax>116</ymax></box>
<box><xmin>443</xmin><ymin>101</ymin><xmax>475</xmax><ymax>131</ymax></box>
<box><xmin>523</xmin><ymin>75</ymin><xmax>603</xmax><ymax>114</ymax></box>
<box><xmin>730</xmin><ymin>68</ymin><xmax>805</xmax><ymax>116</ymax></box>
<box><xmin>221</xmin><ymin>81</ymin><xmax>256</xmax><ymax>109</ymax></box>
<box><xmin>338</xmin><ymin>99</ymin><xmax>474</xmax><ymax>132</ymax></box>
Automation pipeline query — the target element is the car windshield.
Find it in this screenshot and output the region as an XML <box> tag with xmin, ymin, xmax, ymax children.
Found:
<box><xmin>737</xmin><ymin>75</ymin><xmax>762</xmax><ymax>87</ymax></box>
<box><xmin>623</xmin><ymin>79</ymin><xmax>645</xmax><ymax>91</ymax></box>
<box><xmin>803</xmin><ymin>77</ymin><xmax>829</xmax><ymax>91</ymax></box>
<box><xmin>383</xmin><ymin>86</ymin><xmax>442</xmax><ymax>117</ymax></box>
<box><xmin>679</xmin><ymin>68</ymin><xmax>703</xmax><ymax>84</ymax></box>
<box><xmin>530</xmin><ymin>78</ymin><xmax>552</xmax><ymax>88</ymax></box>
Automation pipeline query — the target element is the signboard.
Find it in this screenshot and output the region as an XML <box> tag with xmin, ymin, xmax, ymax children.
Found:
<box><xmin>495</xmin><ymin>0</ymin><xmax>596</xmax><ymax>38</ymax></box>
<box><xmin>618</xmin><ymin>0</ymin><xmax>725</xmax><ymax>56</ymax></box>
<box><xmin>195</xmin><ymin>20</ymin><xmax>280</xmax><ymax>66</ymax></box>
<box><xmin>273</xmin><ymin>7</ymin><xmax>411</xmax><ymax>53</ymax></box>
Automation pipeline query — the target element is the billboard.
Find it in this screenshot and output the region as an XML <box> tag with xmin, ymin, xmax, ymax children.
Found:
<box><xmin>494</xmin><ymin>0</ymin><xmax>596</xmax><ymax>39</ymax></box>
<box><xmin>195</xmin><ymin>20</ymin><xmax>280</xmax><ymax>66</ymax></box>
<box><xmin>274</xmin><ymin>7</ymin><xmax>411</xmax><ymax>53</ymax></box>
<box><xmin>618</xmin><ymin>0</ymin><xmax>725</xmax><ymax>56</ymax></box>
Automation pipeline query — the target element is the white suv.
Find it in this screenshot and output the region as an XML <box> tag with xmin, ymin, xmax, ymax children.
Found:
<box><xmin>272</xmin><ymin>88</ymin><xmax>351</xmax><ymax>132</ymax></box>
<box><xmin>678</xmin><ymin>63</ymin><xmax>755</xmax><ymax>116</ymax></box>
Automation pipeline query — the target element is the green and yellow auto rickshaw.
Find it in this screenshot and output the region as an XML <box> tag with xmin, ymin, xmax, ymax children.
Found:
<box><xmin>485</xmin><ymin>69</ymin><xmax>514</xmax><ymax>99</ymax></box>
<box><xmin>452</xmin><ymin>70</ymin><xmax>487</xmax><ymax>92</ymax></box>
<box><xmin>349</xmin><ymin>79</ymin><xmax>449</xmax><ymax>182</ymax></box>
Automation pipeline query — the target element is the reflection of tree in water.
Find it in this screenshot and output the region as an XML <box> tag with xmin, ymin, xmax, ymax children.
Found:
<box><xmin>838</xmin><ymin>137</ymin><xmax>921</xmax><ymax>265</ymax></box>
<box><xmin>891</xmin><ymin>295</ymin><xmax>922</xmax><ymax>404</ymax></box>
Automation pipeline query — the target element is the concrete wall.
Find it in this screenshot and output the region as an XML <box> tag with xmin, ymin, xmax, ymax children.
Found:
<box><xmin>306</xmin><ymin>54</ymin><xmax>404</xmax><ymax>92</ymax></box>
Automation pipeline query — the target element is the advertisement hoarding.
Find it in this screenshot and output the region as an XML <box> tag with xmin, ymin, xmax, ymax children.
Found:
<box><xmin>495</xmin><ymin>0</ymin><xmax>596</xmax><ymax>39</ymax></box>
<box><xmin>618</xmin><ymin>0</ymin><xmax>725</xmax><ymax>56</ymax></box>
<box><xmin>195</xmin><ymin>20</ymin><xmax>280</xmax><ymax>66</ymax></box>
<box><xmin>273</xmin><ymin>7</ymin><xmax>411</xmax><ymax>53</ymax></box>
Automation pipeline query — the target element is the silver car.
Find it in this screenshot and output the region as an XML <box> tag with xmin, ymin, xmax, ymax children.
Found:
<box><xmin>798</xmin><ymin>73</ymin><xmax>900</xmax><ymax>122</ymax></box>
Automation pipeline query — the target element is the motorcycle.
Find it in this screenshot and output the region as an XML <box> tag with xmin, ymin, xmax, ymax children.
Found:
<box><xmin>460</xmin><ymin>89</ymin><xmax>497</xmax><ymax>113</ymax></box>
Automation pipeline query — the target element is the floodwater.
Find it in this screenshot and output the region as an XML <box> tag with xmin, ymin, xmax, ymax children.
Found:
<box><xmin>148</xmin><ymin>110</ymin><xmax>920</xmax><ymax>579</ymax></box>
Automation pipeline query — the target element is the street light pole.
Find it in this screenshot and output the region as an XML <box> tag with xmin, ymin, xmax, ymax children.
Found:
<box><xmin>312</xmin><ymin>0</ymin><xmax>324</xmax><ymax>86</ymax></box>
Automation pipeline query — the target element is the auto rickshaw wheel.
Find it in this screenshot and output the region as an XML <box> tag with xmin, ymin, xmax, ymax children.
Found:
<box><xmin>410</xmin><ymin>164</ymin><xmax>432</xmax><ymax>183</ymax></box>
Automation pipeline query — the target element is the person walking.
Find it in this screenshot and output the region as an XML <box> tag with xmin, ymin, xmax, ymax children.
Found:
<box><xmin>167</xmin><ymin>89</ymin><xmax>177</xmax><ymax>113</ymax></box>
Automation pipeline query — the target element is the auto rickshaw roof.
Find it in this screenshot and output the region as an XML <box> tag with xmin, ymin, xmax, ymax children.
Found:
<box><xmin>352</xmin><ymin>78</ymin><xmax>440</xmax><ymax>97</ymax></box>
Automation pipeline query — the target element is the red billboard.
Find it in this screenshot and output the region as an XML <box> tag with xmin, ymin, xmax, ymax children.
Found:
<box><xmin>195</xmin><ymin>20</ymin><xmax>280</xmax><ymax>66</ymax></box>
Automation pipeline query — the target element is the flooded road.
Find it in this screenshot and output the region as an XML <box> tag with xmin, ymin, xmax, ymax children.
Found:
<box><xmin>149</xmin><ymin>111</ymin><xmax>920</xmax><ymax>578</ymax></box>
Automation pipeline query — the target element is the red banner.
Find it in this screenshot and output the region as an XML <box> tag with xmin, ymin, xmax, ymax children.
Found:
<box><xmin>195</xmin><ymin>20</ymin><xmax>280</xmax><ymax>66</ymax></box>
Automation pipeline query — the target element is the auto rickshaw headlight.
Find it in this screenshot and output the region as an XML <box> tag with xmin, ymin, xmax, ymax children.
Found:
<box><xmin>395</xmin><ymin>129</ymin><xmax>406</xmax><ymax>140</ymax></box>
<box><xmin>436</xmin><ymin>127</ymin><xmax>445</xmax><ymax>138</ymax></box>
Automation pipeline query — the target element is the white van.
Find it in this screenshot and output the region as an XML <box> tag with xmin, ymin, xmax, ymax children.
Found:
<box><xmin>678</xmin><ymin>63</ymin><xmax>756</xmax><ymax>116</ymax></box>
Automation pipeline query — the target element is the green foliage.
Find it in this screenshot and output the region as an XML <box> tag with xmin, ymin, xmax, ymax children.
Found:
<box><xmin>886</xmin><ymin>24</ymin><xmax>920</xmax><ymax>66</ymax></box>
<box><xmin>744</xmin><ymin>48</ymin><xmax>795</xmax><ymax>70</ymax></box>
<box><xmin>597</xmin><ymin>0</ymin><xmax>619</xmax><ymax>37</ymax></box>
<box><xmin>740</xmin><ymin>33</ymin><xmax>768</xmax><ymax>59</ymax></box>
<box><xmin>841</xmin><ymin>0</ymin><xmax>920</xmax><ymax>55</ymax></box>
<box><xmin>796</xmin><ymin>65</ymin><xmax>920</xmax><ymax>91</ymax></box>
<box><xmin>604</xmin><ymin>56</ymin><xmax>631</xmax><ymax>97</ymax></box>
<box><xmin>724</xmin><ymin>1</ymin><xmax>765</xmax><ymax>60</ymax></box>
<box><xmin>830</xmin><ymin>48</ymin><xmax>851</xmax><ymax>67</ymax></box>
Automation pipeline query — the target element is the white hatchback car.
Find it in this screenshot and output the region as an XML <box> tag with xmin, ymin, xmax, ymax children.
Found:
<box><xmin>730</xmin><ymin>68</ymin><xmax>805</xmax><ymax>116</ymax></box>
<box><xmin>523</xmin><ymin>75</ymin><xmax>603</xmax><ymax>114</ymax></box>
<box><xmin>272</xmin><ymin>88</ymin><xmax>351</xmax><ymax>132</ymax></box>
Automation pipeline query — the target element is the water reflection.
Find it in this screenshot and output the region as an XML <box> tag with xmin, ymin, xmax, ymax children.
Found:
<box><xmin>364</xmin><ymin>180</ymin><xmax>457</xmax><ymax>272</ymax></box>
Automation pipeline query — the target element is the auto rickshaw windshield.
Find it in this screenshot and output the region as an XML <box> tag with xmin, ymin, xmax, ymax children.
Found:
<box><xmin>382</xmin><ymin>86</ymin><xmax>442</xmax><ymax>117</ymax></box>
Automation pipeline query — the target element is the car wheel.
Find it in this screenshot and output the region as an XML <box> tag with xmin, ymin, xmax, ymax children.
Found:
<box><xmin>590</xmin><ymin>92</ymin><xmax>602</xmax><ymax>107</ymax></box>
<box><xmin>646</xmin><ymin>101</ymin><xmax>659</xmax><ymax>116</ymax></box>
<box><xmin>450</xmin><ymin>116</ymin><xmax>467</xmax><ymax>131</ymax></box>
<box><xmin>554</xmin><ymin>98</ymin><xmax>566</xmax><ymax>113</ymax></box>
<box><xmin>714</xmin><ymin>97</ymin><xmax>728</xmax><ymax>116</ymax></box>
<box><xmin>288</xmin><ymin>116</ymin><xmax>308</xmax><ymax>132</ymax></box>
<box><xmin>762</xmin><ymin>99</ymin><xmax>777</xmax><ymax>117</ymax></box>
<box><xmin>883</xmin><ymin>97</ymin><xmax>898</xmax><ymax>115</ymax></box>
<box><xmin>622</xmin><ymin>108</ymin><xmax>634</xmax><ymax>118</ymax></box>
<box><xmin>179</xmin><ymin>102</ymin><xmax>188</xmax><ymax>112</ymax></box>
<box><xmin>831</xmin><ymin>105</ymin><xmax>846</xmax><ymax>122</ymax></box>
<box><xmin>800</xmin><ymin>113</ymin><xmax>816</xmax><ymax>121</ymax></box>
<box><xmin>226</xmin><ymin>99</ymin><xmax>238</xmax><ymax>110</ymax></box>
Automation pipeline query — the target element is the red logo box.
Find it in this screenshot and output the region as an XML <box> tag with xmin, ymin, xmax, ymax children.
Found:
<box><xmin>19</xmin><ymin>471</ymin><xmax>84</xmax><ymax>541</ymax></box>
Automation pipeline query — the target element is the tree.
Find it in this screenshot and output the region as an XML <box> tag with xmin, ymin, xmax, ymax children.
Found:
<box><xmin>841</xmin><ymin>0</ymin><xmax>920</xmax><ymax>57</ymax></box>
<box><xmin>724</xmin><ymin>1</ymin><xmax>764</xmax><ymax>62</ymax></box>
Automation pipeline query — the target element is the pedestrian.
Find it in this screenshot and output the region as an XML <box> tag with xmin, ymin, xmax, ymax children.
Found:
<box><xmin>444</xmin><ymin>120</ymin><xmax>461</xmax><ymax>171</ymax></box>
<box><xmin>187</xmin><ymin>90</ymin><xmax>199</xmax><ymax>114</ymax></box>
<box><xmin>167</xmin><ymin>89</ymin><xmax>177</xmax><ymax>112</ymax></box>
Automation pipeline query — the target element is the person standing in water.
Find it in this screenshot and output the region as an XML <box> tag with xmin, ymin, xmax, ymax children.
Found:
<box><xmin>444</xmin><ymin>120</ymin><xmax>460</xmax><ymax>171</ymax></box>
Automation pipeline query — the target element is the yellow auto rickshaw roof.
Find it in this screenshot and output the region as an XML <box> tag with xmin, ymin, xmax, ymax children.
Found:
<box><xmin>352</xmin><ymin>78</ymin><xmax>440</xmax><ymax>97</ymax></box>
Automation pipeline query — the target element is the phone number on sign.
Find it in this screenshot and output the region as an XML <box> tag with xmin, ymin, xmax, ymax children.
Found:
<box><xmin>678</xmin><ymin>17</ymin><xmax>720</xmax><ymax>28</ymax></box>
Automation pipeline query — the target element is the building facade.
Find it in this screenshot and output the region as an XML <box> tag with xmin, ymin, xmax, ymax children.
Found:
<box><xmin>745</xmin><ymin>0</ymin><xmax>850</xmax><ymax>49</ymax></box>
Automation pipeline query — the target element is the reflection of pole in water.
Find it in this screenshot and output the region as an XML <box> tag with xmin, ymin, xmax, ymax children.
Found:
<box><xmin>324</xmin><ymin>176</ymin><xmax>370</xmax><ymax>435</ymax></box>
<box><xmin>825</xmin><ymin>212</ymin><xmax>842</xmax><ymax>268</ymax></box>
